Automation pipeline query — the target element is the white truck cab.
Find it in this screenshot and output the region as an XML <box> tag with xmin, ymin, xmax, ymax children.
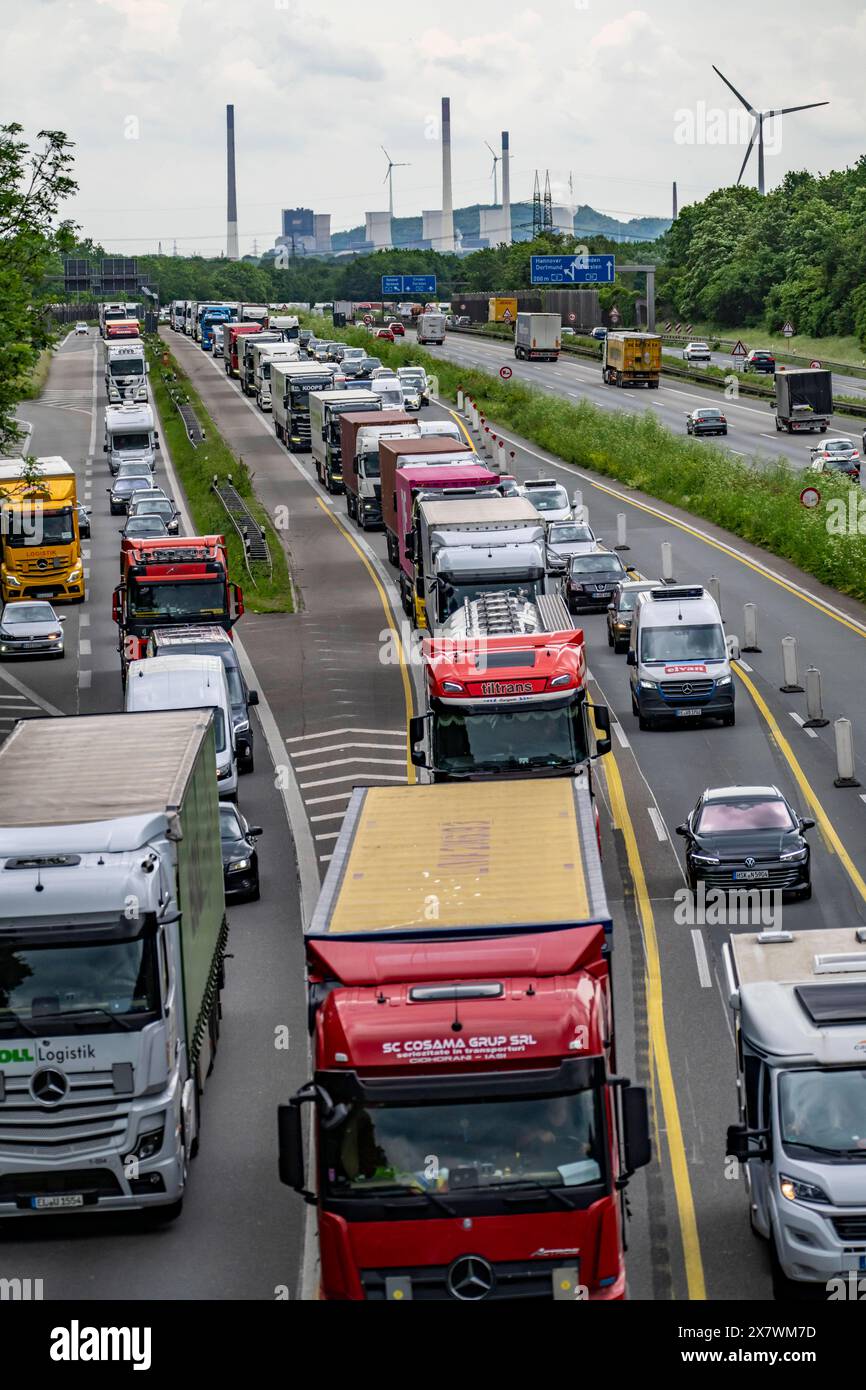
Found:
<box><xmin>105</xmin><ymin>341</ymin><xmax>149</xmax><ymax>404</ymax></box>
<box><xmin>725</xmin><ymin>928</ymin><xmax>866</xmax><ymax>1295</ymax></box>
<box><xmin>627</xmin><ymin>585</ymin><xmax>735</xmax><ymax>730</ymax></box>
<box><xmin>252</xmin><ymin>342</ymin><xmax>299</xmax><ymax>411</ymax></box>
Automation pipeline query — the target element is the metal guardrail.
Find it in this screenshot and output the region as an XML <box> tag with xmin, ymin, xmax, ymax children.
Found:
<box><xmin>210</xmin><ymin>475</ymin><xmax>272</xmax><ymax>585</ymax></box>
<box><xmin>161</xmin><ymin>371</ymin><xmax>206</xmax><ymax>445</ymax></box>
<box><xmin>660</xmin><ymin>334</ymin><xmax>866</xmax><ymax>380</ymax></box>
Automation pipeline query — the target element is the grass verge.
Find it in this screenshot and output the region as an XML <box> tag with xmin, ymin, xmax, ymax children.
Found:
<box><xmin>17</xmin><ymin>349</ymin><xmax>52</xmax><ymax>401</ymax></box>
<box><xmin>145</xmin><ymin>336</ymin><xmax>294</xmax><ymax>613</ymax></box>
<box><xmin>307</xmin><ymin>315</ymin><xmax>866</xmax><ymax>604</ymax></box>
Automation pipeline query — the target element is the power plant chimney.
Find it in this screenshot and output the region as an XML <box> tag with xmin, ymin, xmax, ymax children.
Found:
<box><xmin>226</xmin><ymin>104</ymin><xmax>239</xmax><ymax>260</ymax></box>
<box><xmin>672</xmin><ymin>180</ymin><xmax>678</xmax><ymax>220</ymax></box>
<box><xmin>500</xmin><ymin>131</ymin><xmax>512</xmax><ymax>246</ymax></box>
<box><xmin>441</xmin><ymin>97</ymin><xmax>455</xmax><ymax>252</ymax></box>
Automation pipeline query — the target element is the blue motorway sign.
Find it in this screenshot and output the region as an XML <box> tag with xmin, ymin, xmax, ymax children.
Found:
<box><xmin>381</xmin><ymin>274</ymin><xmax>437</xmax><ymax>296</ymax></box>
<box><xmin>530</xmin><ymin>254</ymin><xmax>615</xmax><ymax>285</ymax></box>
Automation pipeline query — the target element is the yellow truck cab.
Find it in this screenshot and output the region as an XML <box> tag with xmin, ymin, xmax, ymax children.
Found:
<box><xmin>602</xmin><ymin>333</ymin><xmax>661</xmax><ymax>389</ymax></box>
<box><xmin>0</xmin><ymin>457</ymin><xmax>84</xmax><ymax>602</ymax></box>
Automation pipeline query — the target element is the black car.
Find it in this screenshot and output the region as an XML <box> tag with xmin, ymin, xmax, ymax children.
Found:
<box><xmin>107</xmin><ymin>476</ymin><xmax>156</xmax><ymax>514</ymax></box>
<box><xmin>565</xmin><ymin>550</ymin><xmax>632</xmax><ymax>612</ymax></box>
<box><xmin>219</xmin><ymin>803</ymin><xmax>262</xmax><ymax>901</ymax></box>
<box><xmin>687</xmin><ymin>407</ymin><xmax>728</xmax><ymax>436</ymax></box>
<box><xmin>676</xmin><ymin>785</ymin><xmax>813</xmax><ymax>899</ymax></box>
<box><xmin>606</xmin><ymin>580</ymin><xmax>657</xmax><ymax>653</ymax></box>
<box><xmin>743</xmin><ymin>350</ymin><xmax>775</xmax><ymax>374</ymax></box>
<box><xmin>355</xmin><ymin>356</ymin><xmax>382</xmax><ymax>379</ymax></box>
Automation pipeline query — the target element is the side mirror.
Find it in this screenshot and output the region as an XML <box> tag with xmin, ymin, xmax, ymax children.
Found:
<box><xmin>103</xmin><ymin>444</ymin><xmax>108</xmax><ymax>452</ymax></box>
<box><xmin>726</xmin><ymin>1123</ymin><xmax>770</xmax><ymax>1164</ymax></box>
<box><xmin>626</xmin><ymin>650</ymin><xmax>637</xmax><ymax>667</ymax></box>
<box><xmin>154</xmin><ymin>436</ymin><xmax>160</xmax><ymax>449</ymax></box>
<box><xmin>404</xmin><ymin>534</ymin><xmax>416</xmax><ymax>561</ymax></box>
<box><xmin>409</xmin><ymin>715</ymin><xmax>428</xmax><ymax>768</ymax></box>
<box><xmin>592</xmin><ymin>704</ymin><xmax>611</xmax><ymax>758</ymax></box>
<box><xmin>675</xmin><ymin>824</ymin><xmax>688</xmax><ymax>837</ymax></box>
<box><xmin>58</xmin><ymin>616</ymin><xmax>67</xmax><ymax>623</ymax></box>
<box><xmin>726</xmin><ymin>634</ymin><xmax>741</xmax><ymax>661</ymax></box>
<box><xmin>277</xmin><ymin>1102</ymin><xmax>310</xmax><ymax>1197</ymax></box>
<box><xmin>247</xmin><ymin>689</ymin><xmax>259</xmax><ymax>707</ymax></box>
<box><xmin>621</xmin><ymin>1085</ymin><xmax>652</xmax><ymax>1175</ymax></box>
<box><xmin>800</xmin><ymin>817</ymin><xmax>815</xmax><ymax>832</ymax></box>
<box><xmin>247</xmin><ymin>826</ymin><xmax>263</xmax><ymax>838</ymax></box>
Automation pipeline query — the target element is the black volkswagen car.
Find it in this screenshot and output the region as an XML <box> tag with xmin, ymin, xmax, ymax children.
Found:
<box><xmin>676</xmin><ymin>786</ymin><xmax>814</xmax><ymax>899</ymax></box>
<box><xmin>219</xmin><ymin>803</ymin><xmax>262</xmax><ymax>901</ymax></box>
<box><xmin>565</xmin><ymin>550</ymin><xmax>632</xmax><ymax>613</ymax></box>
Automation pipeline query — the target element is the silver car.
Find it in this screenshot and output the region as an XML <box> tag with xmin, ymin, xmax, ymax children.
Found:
<box><xmin>546</xmin><ymin>520</ymin><xmax>598</xmax><ymax>561</ymax></box>
<box><xmin>0</xmin><ymin>600</ymin><xmax>65</xmax><ymax>658</ymax></box>
<box><xmin>127</xmin><ymin>494</ymin><xmax>179</xmax><ymax>535</ymax></box>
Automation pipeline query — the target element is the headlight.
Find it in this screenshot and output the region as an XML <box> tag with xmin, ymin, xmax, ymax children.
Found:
<box><xmin>68</xmin><ymin>567</ymin><xmax>82</xmax><ymax>582</ymax></box>
<box><xmin>716</xmin><ymin>676</ymin><xmax>732</xmax><ymax>687</ymax></box>
<box><xmin>233</xmin><ymin>718</ymin><xmax>249</xmax><ymax>734</ymax></box>
<box><xmin>691</xmin><ymin>853</ymin><xmax>721</xmax><ymax>865</ymax></box>
<box><xmin>217</xmin><ymin>765</ymin><xmax>232</xmax><ymax>780</ymax></box>
<box><xmin>229</xmin><ymin>857</ymin><xmax>251</xmax><ymax>872</ymax></box>
<box><xmin>780</xmin><ymin>847</ymin><xmax>807</xmax><ymax>862</ymax></box>
<box><xmin>47</xmin><ymin>631</ymin><xmax>62</xmax><ymax>640</ymax></box>
<box><xmin>6</xmin><ymin>576</ymin><xmax>20</xmax><ymax>587</ymax></box>
<box><xmin>129</xmin><ymin>1117</ymin><xmax>165</xmax><ymax>1162</ymax></box>
<box><xmin>780</xmin><ymin>1174</ymin><xmax>829</xmax><ymax>1204</ymax></box>
<box><xmin>639</xmin><ymin>680</ymin><xmax>657</xmax><ymax>691</ymax></box>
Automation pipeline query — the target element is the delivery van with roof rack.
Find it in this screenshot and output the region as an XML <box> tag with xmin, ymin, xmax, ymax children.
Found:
<box><xmin>627</xmin><ymin>585</ymin><xmax>735</xmax><ymax>730</ymax></box>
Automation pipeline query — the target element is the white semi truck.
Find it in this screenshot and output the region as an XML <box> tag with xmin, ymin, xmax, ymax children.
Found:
<box><xmin>105</xmin><ymin>341</ymin><xmax>149</xmax><ymax>405</ymax></box>
<box><xmin>0</xmin><ymin>710</ymin><xmax>228</xmax><ymax>1221</ymax></box>
<box><xmin>724</xmin><ymin>927</ymin><xmax>866</xmax><ymax>1296</ymax></box>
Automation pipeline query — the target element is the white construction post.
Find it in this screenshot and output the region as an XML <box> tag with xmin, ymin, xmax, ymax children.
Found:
<box><xmin>833</xmin><ymin>718</ymin><xmax>861</xmax><ymax>788</ymax></box>
<box><xmin>743</xmin><ymin>603</ymin><xmax>761</xmax><ymax>652</ymax></box>
<box><xmin>804</xmin><ymin>668</ymin><xmax>828</xmax><ymax>728</ymax></box>
<box><xmin>708</xmin><ymin>576</ymin><xmax>721</xmax><ymax>615</ymax></box>
<box><xmin>661</xmin><ymin>541</ymin><xmax>674</xmax><ymax>583</ymax></box>
<box><xmin>780</xmin><ymin>635</ymin><xmax>804</xmax><ymax>693</ymax></box>
<box><xmin>615</xmin><ymin>513</ymin><xmax>629</xmax><ymax>550</ymax></box>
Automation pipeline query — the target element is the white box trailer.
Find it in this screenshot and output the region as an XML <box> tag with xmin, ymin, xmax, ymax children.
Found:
<box><xmin>514</xmin><ymin>312</ymin><xmax>561</xmax><ymax>362</ymax></box>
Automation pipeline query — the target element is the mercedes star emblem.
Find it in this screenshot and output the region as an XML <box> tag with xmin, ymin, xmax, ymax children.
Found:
<box><xmin>447</xmin><ymin>1255</ymin><xmax>495</xmax><ymax>1301</ymax></box>
<box><xmin>682</xmin><ymin>684</ymin><xmax>693</xmax><ymax>695</ymax></box>
<box><xmin>30</xmin><ymin>1067</ymin><xmax>69</xmax><ymax>1105</ymax></box>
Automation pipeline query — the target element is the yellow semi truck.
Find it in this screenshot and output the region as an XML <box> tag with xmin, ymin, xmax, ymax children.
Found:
<box><xmin>602</xmin><ymin>333</ymin><xmax>661</xmax><ymax>389</ymax></box>
<box><xmin>0</xmin><ymin>457</ymin><xmax>84</xmax><ymax>602</ymax></box>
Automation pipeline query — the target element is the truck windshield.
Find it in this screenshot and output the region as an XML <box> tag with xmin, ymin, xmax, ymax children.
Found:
<box><xmin>109</xmin><ymin>360</ymin><xmax>144</xmax><ymax>377</ymax></box>
<box><xmin>440</xmin><ymin>578</ymin><xmax>543</xmax><ymax>619</ymax></box>
<box><xmin>128</xmin><ymin>580</ymin><xmax>227</xmax><ymax>623</ymax></box>
<box><xmin>322</xmin><ymin>1089</ymin><xmax>604</xmax><ymax>1198</ymax></box>
<box><xmin>640</xmin><ymin>624</ymin><xmax>726</xmax><ymax>663</ymax></box>
<box><xmin>434</xmin><ymin>700</ymin><xmax>588</xmax><ymax>773</ymax></box>
<box><xmin>0</xmin><ymin>936</ymin><xmax>161</xmax><ymax>1035</ymax></box>
<box><xmin>110</xmin><ymin>432</ymin><xmax>150</xmax><ymax>452</ymax></box>
<box><xmin>360</xmin><ymin>451</ymin><xmax>381</xmax><ymax>479</ymax></box>
<box><xmin>779</xmin><ymin>1069</ymin><xmax>866</xmax><ymax>1158</ymax></box>
<box><xmin>5</xmin><ymin>507</ymin><xmax>75</xmax><ymax>547</ymax></box>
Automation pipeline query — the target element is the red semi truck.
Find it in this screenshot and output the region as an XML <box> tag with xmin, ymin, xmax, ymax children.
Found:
<box><xmin>113</xmin><ymin>535</ymin><xmax>244</xmax><ymax>679</ymax></box>
<box><xmin>224</xmin><ymin>322</ymin><xmax>262</xmax><ymax>378</ymax></box>
<box><xmin>278</xmin><ymin>780</ymin><xmax>650</xmax><ymax>1302</ymax></box>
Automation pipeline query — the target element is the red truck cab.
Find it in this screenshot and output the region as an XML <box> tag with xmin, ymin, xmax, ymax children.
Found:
<box><xmin>225</xmin><ymin>323</ymin><xmax>262</xmax><ymax>378</ymax></box>
<box><xmin>278</xmin><ymin>781</ymin><xmax>650</xmax><ymax>1302</ymax></box>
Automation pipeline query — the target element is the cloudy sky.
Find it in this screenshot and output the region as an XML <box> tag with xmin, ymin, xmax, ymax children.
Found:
<box><xmin>3</xmin><ymin>0</ymin><xmax>864</xmax><ymax>255</ymax></box>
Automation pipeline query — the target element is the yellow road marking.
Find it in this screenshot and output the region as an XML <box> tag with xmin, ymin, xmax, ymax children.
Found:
<box><xmin>446</xmin><ymin>404</ymin><xmax>475</xmax><ymax>448</ymax></box>
<box><xmin>315</xmin><ymin>498</ymin><xmax>416</xmax><ymax>784</ymax></box>
<box><xmin>734</xmin><ymin>665</ymin><xmax>866</xmax><ymax>904</ymax></box>
<box><xmin>603</xmin><ymin>745</ymin><xmax>707</xmax><ymax>1300</ymax></box>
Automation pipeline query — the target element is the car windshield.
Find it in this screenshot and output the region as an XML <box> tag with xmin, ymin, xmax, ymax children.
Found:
<box><xmin>616</xmin><ymin>588</ymin><xmax>647</xmax><ymax>613</ymax></box>
<box><xmin>125</xmin><ymin>518</ymin><xmax>168</xmax><ymax>537</ymax></box>
<box><xmin>526</xmin><ymin>488</ymin><xmax>568</xmax><ymax>511</ymax></box>
<box><xmin>2</xmin><ymin>603</ymin><xmax>55</xmax><ymax>624</ymax></box>
<box><xmin>114</xmin><ymin>479</ymin><xmax>151</xmax><ymax>494</ymax></box>
<box><xmin>130</xmin><ymin>500</ymin><xmax>172</xmax><ymax>517</ymax></box>
<box><xmin>571</xmin><ymin>554</ymin><xmax>625</xmax><ymax>575</ymax></box>
<box><xmin>399</xmin><ymin>370</ymin><xmax>425</xmax><ymax>383</ymax></box>
<box><xmin>696</xmin><ymin>410</ymin><xmax>722</xmax><ymax>419</ymax></box>
<box><xmin>0</xmin><ymin>936</ymin><xmax>160</xmax><ymax>1034</ymax></box>
<box><xmin>219</xmin><ymin>804</ymin><xmax>243</xmax><ymax>840</ymax></box>
<box><xmin>549</xmin><ymin>524</ymin><xmax>594</xmax><ymax>544</ymax></box>
<box><xmin>696</xmin><ymin>799</ymin><xmax>794</xmax><ymax>833</ymax></box>
<box><xmin>110</xmin><ymin>432</ymin><xmax>150</xmax><ymax>451</ymax></box>
<box><xmin>321</xmin><ymin>1088</ymin><xmax>604</xmax><ymax>1198</ymax></box>
<box><xmin>823</xmin><ymin>442</ymin><xmax>851</xmax><ymax>453</ymax></box>
<box><xmin>640</xmin><ymin>623</ymin><xmax>726</xmax><ymax>662</ymax></box>
<box><xmin>435</xmin><ymin>701</ymin><xmax>589</xmax><ymax>774</ymax></box>
<box><xmin>779</xmin><ymin>1070</ymin><xmax>866</xmax><ymax>1157</ymax></box>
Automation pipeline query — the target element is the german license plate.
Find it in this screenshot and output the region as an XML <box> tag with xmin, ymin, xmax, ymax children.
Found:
<box><xmin>675</xmin><ymin>708</ymin><xmax>702</xmax><ymax>718</ymax></box>
<box><xmin>734</xmin><ymin>870</ymin><xmax>769</xmax><ymax>882</ymax></box>
<box><xmin>31</xmin><ymin>1193</ymin><xmax>84</xmax><ymax>1210</ymax></box>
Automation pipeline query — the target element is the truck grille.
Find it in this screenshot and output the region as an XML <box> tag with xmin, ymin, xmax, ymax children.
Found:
<box><xmin>0</xmin><ymin>1070</ymin><xmax>131</xmax><ymax>1154</ymax></box>
<box><xmin>661</xmin><ymin>679</ymin><xmax>715</xmax><ymax>699</ymax></box>
<box><xmin>832</xmin><ymin>1215</ymin><xmax>866</xmax><ymax>1241</ymax></box>
<box><xmin>361</xmin><ymin>1257</ymin><xmax>568</xmax><ymax>1301</ymax></box>
<box><xmin>19</xmin><ymin>557</ymin><xmax>69</xmax><ymax>575</ymax></box>
<box><xmin>0</xmin><ymin>1170</ymin><xmax>123</xmax><ymax>1202</ymax></box>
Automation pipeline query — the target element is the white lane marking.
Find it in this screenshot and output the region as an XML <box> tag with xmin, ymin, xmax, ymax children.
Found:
<box><xmin>78</xmin><ymin>670</ymin><xmax>92</xmax><ymax>689</ymax></box>
<box><xmin>80</xmin><ymin>613</ymin><xmax>90</xmax><ymax>627</ymax></box>
<box><xmin>305</xmin><ymin>791</ymin><xmax>354</xmax><ymax>806</ymax></box>
<box><xmin>314</xmin><ymin>832</ymin><xmax>341</xmax><ymax>843</ymax></box>
<box><xmin>295</xmin><ymin>756</ymin><xmax>407</xmax><ymax>773</ymax></box>
<box><xmin>0</xmin><ymin>663</ymin><xmax>64</xmax><ymax>716</ymax></box>
<box><xmin>319</xmin><ymin>854</ymin><xmax>333</xmax><ymax>863</ymax></box>
<box><xmin>87</xmin><ymin>344</ymin><xmax>98</xmax><ymax>458</ymax></box>
<box><xmin>647</xmin><ymin>807</ymin><xmax>668</xmax><ymax>842</ymax></box>
<box><xmin>300</xmin><ymin>773</ymin><xmax>407</xmax><ymax>789</ymax></box>
<box><xmin>79</xmin><ymin>639</ymin><xmax>91</xmax><ymax>656</ymax></box>
<box><xmin>790</xmin><ymin>711</ymin><xmax>805</xmax><ymax>726</ymax></box>
<box><xmin>83</xmin><ymin>568</ymin><xmax>90</xmax><ymax>580</ymax></box>
<box><xmin>737</xmin><ymin>658</ymin><xmax>752</xmax><ymax>672</ymax></box>
<box><xmin>612</xmin><ymin>721</ymin><xmax>630</xmax><ymax>749</ymax></box>
<box><xmin>291</xmin><ymin>741</ymin><xmax>406</xmax><ymax>758</ymax></box>
<box><xmin>860</xmin><ymin>795</ymin><xmax>866</xmax><ymax>806</ymax></box>
<box><xmin>310</xmin><ymin>811</ymin><xmax>349</xmax><ymax>824</ymax></box>
<box><xmin>691</xmin><ymin>929</ymin><xmax>713</xmax><ymax>989</ymax></box>
<box><xmin>81</xmin><ymin>548</ymin><xmax>91</xmax><ymax>560</ymax></box>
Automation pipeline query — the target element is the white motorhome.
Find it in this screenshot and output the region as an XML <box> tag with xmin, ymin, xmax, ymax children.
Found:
<box><xmin>105</xmin><ymin>341</ymin><xmax>148</xmax><ymax>404</ymax></box>
<box><xmin>125</xmin><ymin>654</ymin><xmax>238</xmax><ymax>798</ymax></box>
<box><xmin>104</xmin><ymin>402</ymin><xmax>159</xmax><ymax>476</ymax></box>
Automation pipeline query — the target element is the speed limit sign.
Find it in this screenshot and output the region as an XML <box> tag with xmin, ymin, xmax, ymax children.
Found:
<box><xmin>500</xmin><ymin>366</ymin><xmax>513</xmax><ymax>380</ymax></box>
<box><xmin>800</xmin><ymin>487</ymin><xmax>821</xmax><ymax>509</ymax></box>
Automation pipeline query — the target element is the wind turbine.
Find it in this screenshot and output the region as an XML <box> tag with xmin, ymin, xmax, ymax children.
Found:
<box><xmin>485</xmin><ymin>140</ymin><xmax>502</xmax><ymax>204</ymax></box>
<box><xmin>381</xmin><ymin>146</ymin><xmax>410</xmax><ymax>218</ymax></box>
<box><xmin>712</xmin><ymin>66</ymin><xmax>829</xmax><ymax>195</ymax></box>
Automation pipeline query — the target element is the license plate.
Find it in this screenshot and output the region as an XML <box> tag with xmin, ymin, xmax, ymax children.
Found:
<box><xmin>734</xmin><ymin>870</ymin><xmax>769</xmax><ymax>882</ymax></box>
<box><xmin>31</xmin><ymin>1193</ymin><xmax>84</xmax><ymax>1210</ymax></box>
<box><xmin>675</xmin><ymin>708</ymin><xmax>702</xmax><ymax>718</ymax></box>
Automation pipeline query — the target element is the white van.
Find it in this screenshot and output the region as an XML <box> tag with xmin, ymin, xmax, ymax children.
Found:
<box><xmin>416</xmin><ymin>418</ymin><xmax>463</xmax><ymax>443</ymax></box>
<box><xmin>369</xmin><ymin>377</ymin><xmax>405</xmax><ymax>411</ymax></box>
<box><xmin>627</xmin><ymin>585</ymin><xmax>735</xmax><ymax>730</ymax></box>
<box><xmin>125</xmin><ymin>654</ymin><xmax>238</xmax><ymax>797</ymax></box>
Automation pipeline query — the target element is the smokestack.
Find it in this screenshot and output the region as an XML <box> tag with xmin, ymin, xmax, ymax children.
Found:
<box><xmin>441</xmin><ymin>97</ymin><xmax>454</xmax><ymax>252</ymax></box>
<box><xmin>500</xmin><ymin>131</ymin><xmax>512</xmax><ymax>246</ymax></box>
<box><xmin>226</xmin><ymin>104</ymin><xmax>239</xmax><ymax>260</ymax></box>
<box><xmin>672</xmin><ymin>180</ymin><xmax>678</xmax><ymax>220</ymax></box>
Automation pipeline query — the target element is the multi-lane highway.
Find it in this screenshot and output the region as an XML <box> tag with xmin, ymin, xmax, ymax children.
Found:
<box><xmin>427</xmin><ymin>332</ymin><xmax>866</xmax><ymax>471</ymax></box>
<box><xmin>661</xmin><ymin>342</ymin><xmax>866</xmax><ymax>400</ymax></box>
<box><xmin>6</xmin><ymin>323</ymin><xmax>866</xmax><ymax>1302</ymax></box>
